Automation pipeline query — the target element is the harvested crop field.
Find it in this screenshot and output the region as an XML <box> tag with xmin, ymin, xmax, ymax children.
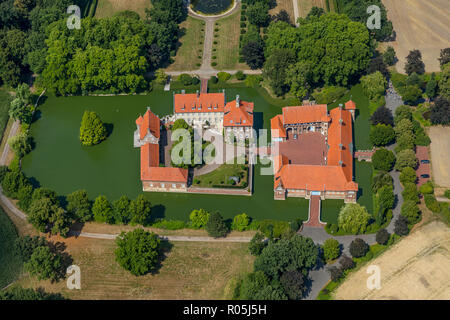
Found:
<box><xmin>428</xmin><ymin>126</ymin><xmax>450</xmax><ymax>188</ymax></box>
<box><xmin>333</xmin><ymin>221</ymin><xmax>450</xmax><ymax>300</ymax></box>
<box><xmin>383</xmin><ymin>0</ymin><xmax>450</xmax><ymax>73</ymax></box>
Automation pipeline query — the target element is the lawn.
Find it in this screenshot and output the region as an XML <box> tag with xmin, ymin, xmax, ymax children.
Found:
<box><xmin>0</xmin><ymin>87</ymin><xmax>12</xmax><ymax>140</ymax></box>
<box><xmin>15</xmin><ymin>237</ymin><xmax>254</xmax><ymax>299</ymax></box>
<box><xmin>194</xmin><ymin>162</ymin><xmax>248</xmax><ymax>188</ymax></box>
<box><xmin>213</xmin><ymin>9</ymin><xmax>249</xmax><ymax>70</ymax></box>
<box><xmin>0</xmin><ymin>208</ymin><xmax>22</xmax><ymax>289</ymax></box>
<box><xmin>95</xmin><ymin>0</ymin><xmax>151</xmax><ymax>19</ymax></box>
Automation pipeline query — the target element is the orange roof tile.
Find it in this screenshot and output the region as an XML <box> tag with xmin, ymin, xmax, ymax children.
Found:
<box><xmin>345</xmin><ymin>100</ymin><xmax>356</xmax><ymax>110</ymax></box>
<box><xmin>174</xmin><ymin>92</ymin><xmax>225</xmax><ymax>114</ymax></box>
<box><xmin>282</xmin><ymin>105</ymin><xmax>330</xmax><ymax>125</ymax></box>
<box><xmin>136</xmin><ymin>108</ymin><xmax>160</xmax><ymax>140</ymax></box>
<box><xmin>223</xmin><ymin>99</ymin><xmax>254</xmax><ymax>127</ymax></box>
<box><xmin>143</xmin><ymin>167</ymin><xmax>188</xmax><ymax>183</ymax></box>
<box><xmin>270</xmin><ymin>115</ymin><xmax>286</xmax><ymax>138</ymax></box>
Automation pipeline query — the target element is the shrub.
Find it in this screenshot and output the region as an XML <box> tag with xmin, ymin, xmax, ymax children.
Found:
<box><xmin>231</xmin><ymin>213</ymin><xmax>250</xmax><ymax>231</ymax></box>
<box><xmin>327</xmin><ymin>223</ymin><xmax>339</xmax><ymax>234</ymax></box>
<box><xmin>248</xmin><ymin>232</ymin><xmax>266</xmax><ymax>256</ymax></box>
<box><xmin>419</xmin><ymin>182</ymin><xmax>434</xmax><ymax>195</ymax></box>
<box><xmin>328</xmin><ymin>266</ymin><xmax>343</xmax><ymax>282</ymax></box>
<box><xmin>244</xmin><ymin>75</ymin><xmax>262</xmax><ymax>87</ymax></box>
<box><xmin>211</xmin><ymin>62</ymin><xmax>217</xmax><ymax>66</ymax></box>
<box><xmin>210</xmin><ymin>76</ymin><xmax>218</xmax><ymax>84</ymax></box>
<box><xmin>349</xmin><ymin>238</ymin><xmax>369</xmax><ymax>258</ymax></box>
<box><xmin>92</xmin><ymin>195</ymin><xmax>114</xmax><ymax>224</ymax></box>
<box><xmin>372</xmin><ymin>171</ymin><xmax>393</xmax><ymax>193</ymax></box>
<box><xmin>151</xmin><ymin>220</ymin><xmax>186</xmax><ymax>230</ymax></box>
<box><xmin>376</xmin><ymin>228</ymin><xmax>390</xmax><ymax>245</ymax></box>
<box><xmin>1</xmin><ymin>170</ymin><xmax>28</xmax><ymax>199</ymax></box>
<box><xmin>339</xmin><ymin>254</ymin><xmax>355</xmax><ymax>270</ymax></box>
<box><xmin>394</xmin><ymin>105</ymin><xmax>413</xmax><ymax>124</ymax></box>
<box><xmin>395</xmin><ymin>149</ymin><xmax>418</xmax><ymax>171</ymax></box>
<box><xmin>372</xmin><ymin>148</ymin><xmax>395</xmax><ymax>171</ymax></box>
<box><xmin>205</xmin><ymin>212</ymin><xmax>229</xmax><ymax>238</ymax></box>
<box><xmin>402</xmin><ymin>183</ymin><xmax>419</xmax><ymax>203</ymax></box>
<box><xmin>115</xmin><ymin>229</ymin><xmax>161</xmax><ymax>276</ymax></box>
<box><xmin>401</xmin><ymin>200</ymin><xmax>421</xmax><ymax>224</ymax></box>
<box><xmin>8</xmin><ymin>132</ymin><xmax>32</xmax><ymax>158</ymax></box>
<box><xmin>323</xmin><ymin>238</ymin><xmax>341</xmax><ymax>262</ymax></box>
<box><xmin>337</xmin><ymin>203</ymin><xmax>371</xmax><ymax>234</ymax></box>
<box><xmin>445</xmin><ymin>190</ymin><xmax>450</xmax><ymax>199</ymax></box>
<box><xmin>79</xmin><ymin>111</ymin><xmax>107</xmax><ymax>146</ymax></box>
<box><xmin>424</xmin><ymin>194</ymin><xmax>441</xmax><ymax>213</ymax></box>
<box><xmin>178</xmin><ymin>74</ymin><xmax>195</xmax><ymax>86</ymax></box>
<box><xmin>154</xmin><ymin>69</ymin><xmax>168</xmax><ymax>85</ymax></box>
<box><xmin>399</xmin><ymin>167</ymin><xmax>417</xmax><ymax>184</ymax></box>
<box><xmin>394</xmin><ymin>215</ymin><xmax>409</xmax><ymax>236</ymax></box>
<box><xmin>217</xmin><ymin>72</ymin><xmax>231</xmax><ymax>82</ymax></box>
<box><xmin>235</xmin><ymin>71</ymin><xmax>246</xmax><ymax>80</ymax></box>
<box><xmin>24</xmin><ymin>246</ymin><xmax>63</xmax><ymax>281</ymax></box>
<box><xmin>258</xmin><ymin>220</ymin><xmax>290</xmax><ymax>239</ymax></box>
<box><xmin>189</xmin><ymin>209</ymin><xmax>210</xmax><ymax>229</ymax></box>
<box><xmin>370</xmin><ymin>124</ymin><xmax>395</xmax><ymax>146</ymax></box>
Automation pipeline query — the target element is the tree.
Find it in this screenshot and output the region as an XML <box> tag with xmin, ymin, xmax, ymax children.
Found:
<box><xmin>339</xmin><ymin>254</ymin><xmax>354</xmax><ymax>270</ymax></box>
<box><xmin>0</xmin><ymin>286</ymin><xmax>65</xmax><ymax>300</ymax></box>
<box><xmin>394</xmin><ymin>105</ymin><xmax>413</xmax><ymax>124</ymax></box>
<box><xmin>402</xmin><ymin>183</ymin><xmax>419</xmax><ymax>203</ymax></box>
<box><xmin>372</xmin><ymin>148</ymin><xmax>395</xmax><ymax>171</ymax></box>
<box><xmin>129</xmin><ymin>194</ymin><xmax>151</xmax><ymax>225</ymax></box>
<box><xmin>232</xmin><ymin>213</ymin><xmax>250</xmax><ymax>231</ymax></box>
<box><xmin>263</xmin><ymin>48</ymin><xmax>295</xmax><ymax>96</ymax></box>
<box><xmin>361</xmin><ymin>71</ymin><xmax>387</xmax><ymax>101</ymax></box>
<box><xmin>306</xmin><ymin>7</ymin><xmax>325</xmax><ymax>19</ymax></box>
<box><xmin>249</xmin><ymin>232</ymin><xmax>266</xmax><ymax>256</ymax></box>
<box><xmin>376</xmin><ymin>228</ymin><xmax>390</xmax><ymax>245</ymax></box>
<box><xmin>394</xmin><ymin>215</ymin><xmax>409</xmax><ymax>236</ymax></box>
<box><xmin>236</xmin><ymin>271</ymin><xmax>287</xmax><ymax>300</ymax></box>
<box><xmin>79</xmin><ymin>111</ymin><xmax>107</xmax><ymax>146</ymax></box>
<box><xmin>189</xmin><ymin>208</ymin><xmax>210</xmax><ymax>229</ymax></box>
<box><xmin>17</xmin><ymin>183</ymin><xmax>33</xmax><ymax>211</ymax></box>
<box><xmin>247</xmin><ymin>2</ymin><xmax>270</xmax><ymax>27</ymax></box>
<box><xmin>24</xmin><ymin>246</ymin><xmax>63</xmax><ymax>281</ymax></box>
<box><xmin>349</xmin><ymin>238</ymin><xmax>369</xmax><ymax>258</ymax></box>
<box><xmin>66</xmin><ymin>190</ymin><xmax>92</xmax><ymax>222</ymax></box>
<box><xmin>32</xmin><ymin>188</ymin><xmax>58</xmax><ymax>205</ymax></box>
<box><xmin>419</xmin><ymin>182</ymin><xmax>434</xmax><ymax>195</ymax></box>
<box><xmin>205</xmin><ymin>211</ymin><xmax>229</xmax><ymax>238</ymax></box>
<box><xmin>254</xmin><ymin>235</ymin><xmax>318</xmax><ymax>280</ymax></box>
<box><xmin>27</xmin><ymin>197</ymin><xmax>70</xmax><ymax>237</ymax></box>
<box><xmin>372</xmin><ymin>171</ymin><xmax>393</xmax><ymax>193</ymax></box>
<box><xmin>383</xmin><ymin>46</ymin><xmax>396</xmax><ymax>66</ymax></box>
<box><xmin>370</xmin><ymin>105</ymin><xmax>393</xmax><ymax>126</ymax></box>
<box><xmin>154</xmin><ymin>69</ymin><xmax>167</xmax><ymax>85</ymax></box>
<box><xmin>401</xmin><ymin>200</ymin><xmax>421</xmax><ymax>224</ymax></box>
<box><xmin>286</xmin><ymin>61</ymin><xmax>312</xmax><ymax>100</ymax></box>
<box><xmin>425</xmin><ymin>73</ymin><xmax>438</xmax><ymax>99</ymax></box>
<box><xmin>399</xmin><ymin>167</ymin><xmax>416</xmax><ymax>184</ymax></box>
<box><xmin>439</xmin><ymin>64</ymin><xmax>450</xmax><ymax>100</ymax></box>
<box><xmin>92</xmin><ymin>195</ymin><xmax>114</xmax><ymax>224</ymax></box>
<box><xmin>402</xmin><ymin>85</ymin><xmax>422</xmax><ymax>105</ymax></box>
<box><xmin>328</xmin><ymin>266</ymin><xmax>343</xmax><ymax>282</ymax></box>
<box><xmin>280</xmin><ymin>270</ymin><xmax>306</xmax><ymax>300</ymax></box>
<box><xmin>395</xmin><ymin>119</ymin><xmax>414</xmax><ymax>136</ymax></box>
<box><xmin>430</xmin><ymin>96</ymin><xmax>450</xmax><ymax>125</ymax></box>
<box><xmin>112</xmin><ymin>195</ymin><xmax>132</xmax><ymax>224</ymax></box>
<box><xmin>337</xmin><ymin>203</ymin><xmax>371</xmax><ymax>234</ymax></box>
<box><xmin>1</xmin><ymin>170</ymin><xmax>28</xmax><ymax>198</ymax></box>
<box><xmin>405</xmin><ymin>50</ymin><xmax>425</xmax><ymax>75</ymax></box>
<box><xmin>241</xmin><ymin>41</ymin><xmax>265</xmax><ymax>69</ymax></box>
<box><xmin>377</xmin><ymin>185</ymin><xmax>395</xmax><ymax>211</ymax></box>
<box><xmin>395</xmin><ymin>132</ymin><xmax>415</xmax><ymax>153</ymax></box>
<box><xmin>369</xmin><ymin>124</ymin><xmax>395</xmax><ymax>146</ymax></box>
<box><xmin>395</xmin><ymin>149</ymin><xmax>417</xmax><ymax>171</ymax></box>
<box><xmin>271</xmin><ymin>9</ymin><xmax>292</xmax><ymax>25</ymax></box>
<box><xmin>8</xmin><ymin>132</ymin><xmax>31</xmax><ymax>158</ymax></box>
<box><xmin>9</xmin><ymin>97</ymin><xmax>32</xmax><ymax>124</ymax></box>
<box><xmin>439</xmin><ymin>48</ymin><xmax>450</xmax><ymax>67</ymax></box>
<box><xmin>115</xmin><ymin>229</ymin><xmax>161</xmax><ymax>276</ymax></box>
<box><xmin>323</xmin><ymin>238</ymin><xmax>341</xmax><ymax>262</ymax></box>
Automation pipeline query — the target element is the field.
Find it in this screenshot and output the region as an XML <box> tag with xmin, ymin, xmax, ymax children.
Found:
<box><xmin>15</xmin><ymin>236</ymin><xmax>254</xmax><ymax>299</ymax></box>
<box><xmin>269</xmin><ymin>0</ymin><xmax>296</xmax><ymax>24</ymax></box>
<box><xmin>194</xmin><ymin>163</ymin><xmax>248</xmax><ymax>188</ymax></box>
<box><xmin>297</xmin><ymin>0</ymin><xmax>333</xmax><ymax>18</ymax></box>
<box><xmin>0</xmin><ymin>208</ymin><xmax>22</xmax><ymax>289</ymax></box>
<box><xmin>333</xmin><ymin>220</ymin><xmax>450</xmax><ymax>299</ymax></box>
<box><xmin>166</xmin><ymin>17</ymin><xmax>205</xmax><ymax>71</ymax></box>
<box><xmin>213</xmin><ymin>10</ymin><xmax>249</xmax><ymax>70</ymax></box>
<box><xmin>382</xmin><ymin>0</ymin><xmax>450</xmax><ymax>73</ymax></box>
<box><xmin>95</xmin><ymin>0</ymin><xmax>151</xmax><ymax>18</ymax></box>
<box><xmin>428</xmin><ymin>126</ymin><xmax>450</xmax><ymax>188</ymax></box>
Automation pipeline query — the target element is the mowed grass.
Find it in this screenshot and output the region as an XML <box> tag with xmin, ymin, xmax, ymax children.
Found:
<box><xmin>16</xmin><ymin>237</ymin><xmax>254</xmax><ymax>300</ymax></box>
<box><xmin>95</xmin><ymin>0</ymin><xmax>151</xmax><ymax>19</ymax></box>
<box><xmin>298</xmin><ymin>0</ymin><xmax>333</xmax><ymax>17</ymax></box>
<box><xmin>269</xmin><ymin>0</ymin><xmax>295</xmax><ymax>24</ymax></box>
<box><xmin>194</xmin><ymin>163</ymin><xmax>248</xmax><ymax>188</ymax></box>
<box><xmin>0</xmin><ymin>208</ymin><xmax>22</xmax><ymax>288</ymax></box>
<box><xmin>213</xmin><ymin>10</ymin><xmax>249</xmax><ymax>70</ymax></box>
<box><xmin>166</xmin><ymin>17</ymin><xmax>204</xmax><ymax>71</ymax></box>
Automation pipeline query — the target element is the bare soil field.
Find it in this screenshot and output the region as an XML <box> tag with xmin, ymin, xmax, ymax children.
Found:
<box><xmin>15</xmin><ymin>236</ymin><xmax>254</xmax><ymax>299</ymax></box>
<box><xmin>333</xmin><ymin>220</ymin><xmax>450</xmax><ymax>300</ymax></box>
<box><xmin>382</xmin><ymin>0</ymin><xmax>450</xmax><ymax>73</ymax></box>
<box><xmin>428</xmin><ymin>126</ymin><xmax>450</xmax><ymax>188</ymax></box>
<box><xmin>95</xmin><ymin>0</ymin><xmax>151</xmax><ymax>18</ymax></box>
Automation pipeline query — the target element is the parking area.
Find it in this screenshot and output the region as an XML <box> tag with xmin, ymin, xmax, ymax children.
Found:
<box><xmin>416</xmin><ymin>146</ymin><xmax>431</xmax><ymax>187</ymax></box>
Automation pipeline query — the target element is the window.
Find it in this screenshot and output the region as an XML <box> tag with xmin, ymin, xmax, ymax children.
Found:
<box><xmin>161</xmin><ymin>183</ymin><xmax>165</xmax><ymax>188</ymax></box>
<box><xmin>172</xmin><ymin>184</ymin><xmax>176</xmax><ymax>188</ymax></box>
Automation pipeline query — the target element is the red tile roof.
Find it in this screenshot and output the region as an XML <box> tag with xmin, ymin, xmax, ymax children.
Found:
<box><xmin>174</xmin><ymin>92</ymin><xmax>225</xmax><ymax>114</ymax></box>
<box><xmin>345</xmin><ymin>100</ymin><xmax>356</xmax><ymax>110</ymax></box>
<box><xmin>223</xmin><ymin>99</ymin><xmax>254</xmax><ymax>127</ymax></box>
<box><xmin>136</xmin><ymin>108</ymin><xmax>160</xmax><ymax>140</ymax></box>
<box><xmin>282</xmin><ymin>105</ymin><xmax>330</xmax><ymax>125</ymax></box>
<box><xmin>271</xmin><ymin>115</ymin><xmax>286</xmax><ymax>138</ymax></box>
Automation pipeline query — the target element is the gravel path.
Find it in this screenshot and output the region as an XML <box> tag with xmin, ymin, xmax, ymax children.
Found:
<box><xmin>385</xmin><ymin>80</ymin><xmax>404</xmax><ymax>113</ymax></box>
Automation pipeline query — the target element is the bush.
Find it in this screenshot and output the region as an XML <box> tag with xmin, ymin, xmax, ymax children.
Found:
<box><xmin>376</xmin><ymin>228</ymin><xmax>390</xmax><ymax>245</ymax></box>
<box><xmin>399</xmin><ymin>167</ymin><xmax>417</xmax><ymax>184</ymax></box>
<box><xmin>24</xmin><ymin>246</ymin><xmax>63</xmax><ymax>281</ymax></box>
<box><xmin>92</xmin><ymin>195</ymin><xmax>114</xmax><ymax>224</ymax></box>
<box><xmin>372</xmin><ymin>171</ymin><xmax>393</xmax><ymax>193</ymax></box>
<box><xmin>79</xmin><ymin>111</ymin><xmax>107</xmax><ymax>146</ymax></box>
<box><xmin>419</xmin><ymin>182</ymin><xmax>434</xmax><ymax>195</ymax></box>
<box><xmin>205</xmin><ymin>212</ymin><xmax>229</xmax><ymax>238</ymax></box>
<box><xmin>258</xmin><ymin>220</ymin><xmax>290</xmax><ymax>239</ymax></box>
<box><xmin>339</xmin><ymin>254</ymin><xmax>355</xmax><ymax>270</ymax></box>
<box><xmin>372</xmin><ymin>148</ymin><xmax>395</xmax><ymax>171</ymax></box>
<box><xmin>370</xmin><ymin>124</ymin><xmax>395</xmax><ymax>146</ymax></box>
<box><xmin>401</xmin><ymin>200</ymin><xmax>421</xmax><ymax>224</ymax></box>
<box><xmin>248</xmin><ymin>232</ymin><xmax>266</xmax><ymax>256</ymax></box>
<box><xmin>178</xmin><ymin>74</ymin><xmax>196</xmax><ymax>86</ymax></box>
<box><xmin>402</xmin><ymin>183</ymin><xmax>419</xmax><ymax>203</ymax></box>
<box><xmin>8</xmin><ymin>132</ymin><xmax>32</xmax><ymax>158</ymax></box>
<box><xmin>323</xmin><ymin>238</ymin><xmax>341</xmax><ymax>262</ymax></box>
<box><xmin>395</xmin><ymin>149</ymin><xmax>418</xmax><ymax>171</ymax></box>
<box><xmin>244</xmin><ymin>75</ymin><xmax>262</xmax><ymax>87</ymax></box>
<box><xmin>235</xmin><ymin>71</ymin><xmax>246</xmax><ymax>80</ymax></box>
<box><xmin>189</xmin><ymin>209</ymin><xmax>210</xmax><ymax>229</ymax></box>
<box><xmin>349</xmin><ymin>238</ymin><xmax>369</xmax><ymax>258</ymax></box>
<box><xmin>231</xmin><ymin>213</ymin><xmax>250</xmax><ymax>231</ymax></box>
<box><xmin>115</xmin><ymin>229</ymin><xmax>161</xmax><ymax>276</ymax></box>
<box><xmin>217</xmin><ymin>72</ymin><xmax>231</xmax><ymax>82</ymax></box>
<box><xmin>151</xmin><ymin>220</ymin><xmax>185</xmax><ymax>230</ymax></box>
<box><xmin>1</xmin><ymin>170</ymin><xmax>28</xmax><ymax>199</ymax></box>
<box><xmin>394</xmin><ymin>215</ymin><xmax>409</xmax><ymax>236</ymax></box>
<box><xmin>424</xmin><ymin>194</ymin><xmax>441</xmax><ymax>213</ymax></box>
<box><xmin>337</xmin><ymin>203</ymin><xmax>371</xmax><ymax>234</ymax></box>
<box><xmin>445</xmin><ymin>190</ymin><xmax>450</xmax><ymax>199</ymax></box>
<box><xmin>210</xmin><ymin>76</ymin><xmax>218</xmax><ymax>84</ymax></box>
<box><xmin>328</xmin><ymin>266</ymin><xmax>343</xmax><ymax>282</ymax></box>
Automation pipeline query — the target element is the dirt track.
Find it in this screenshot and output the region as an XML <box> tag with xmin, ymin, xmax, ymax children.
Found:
<box><xmin>383</xmin><ymin>0</ymin><xmax>450</xmax><ymax>73</ymax></box>
<box><xmin>333</xmin><ymin>221</ymin><xmax>450</xmax><ymax>300</ymax></box>
<box><xmin>429</xmin><ymin>126</ymin><xmax>450</xmax><ymax>188</ymax></box>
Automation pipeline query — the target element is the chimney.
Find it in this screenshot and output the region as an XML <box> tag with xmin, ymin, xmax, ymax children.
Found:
<box><xmin>196</xmin><ymin>90</ymin><xmax>199</xmax><ymax>98</ymax></box>
<box><xmin>339</xmin><ymin>103</ymin><xmax>343</xmax><ymax>110</ymax></box>
<box><xmin>236</xmin><ymin>95</ymin><xmax>240</xmax><ymax>107</ymax></box>
<box><xmin>339</xmin><ymin>143</ymin><xmax>343</xmax><ymax>150</ymax></box>
<box><xmin>181</xmin><ymin>89</ymin><xmax>185</xmax><ymax>95</ymax></box>
<box><xmin>339</xmin><ymin>160</ymin><xmax>343</xmax><ymax>166</ymax></box>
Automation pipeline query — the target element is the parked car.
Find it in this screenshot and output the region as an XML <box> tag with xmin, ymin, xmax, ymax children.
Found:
<box><xmin>420</xmin><ymin>159</ymin><xmax>430</xmax><ymax>164</ymax></box>
<box><xmin>420</xmin><ymin>174</ymin><xmax>430</xmax><ymax>178</ymax></box>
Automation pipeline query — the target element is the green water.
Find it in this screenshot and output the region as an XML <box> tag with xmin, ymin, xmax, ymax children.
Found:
<box><xmin>22</xmin><ymin>86</ymin><xmax>372</xmax><ymax>222</ymax></box>
<box><xmin>191</xmin><ymin>0</ymin><xmax>233</xmax><ymax>14</ymax></box>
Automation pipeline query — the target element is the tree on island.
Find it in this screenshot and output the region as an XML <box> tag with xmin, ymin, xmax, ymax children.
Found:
<box><xmin>79</xmin><ymin>111</ymin><xmax>108</xmax><ymax>146</ymax></box>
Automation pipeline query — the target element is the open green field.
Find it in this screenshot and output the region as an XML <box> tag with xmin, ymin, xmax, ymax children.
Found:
<box><xmin>194</xmin><ymin>163</ymin><xmax>248</xmax><ymax>188</ymax></box>
<box><xmin>95</xmin><ymin>0</ymin><xmax>150</xmax><ymax>19</ymax></box>
<box><xmin>166</xmin><ymin>17</ymin><xmax>204</xmax><ymax>71</ymax></box>
<box><xmin>0</xmin><ymin>208</ymin><xmax>22</xmax><ymax>288</ymax></box>
<box><xmin>213</xmin><ymin>10</ymin><xmax>249</xmax><ymax>70</ymax></box>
